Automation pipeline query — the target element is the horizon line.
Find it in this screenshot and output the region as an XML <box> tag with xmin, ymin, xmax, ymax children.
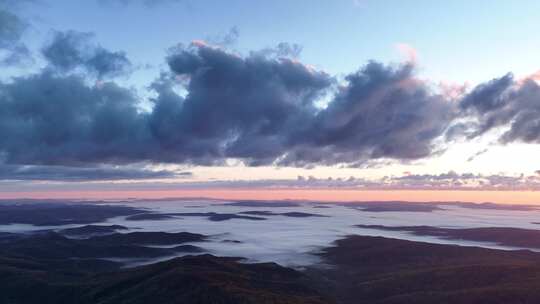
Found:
<box><xmin>2</xmin><ymin>189</ymin><xmax>540</xmax><ymax>205</ymax></box>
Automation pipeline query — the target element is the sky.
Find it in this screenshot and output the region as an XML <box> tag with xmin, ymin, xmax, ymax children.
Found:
<box><xmin>2</xmin><ymin>0</ymin><xmax>540</xmax><ymax>202</ymax></box>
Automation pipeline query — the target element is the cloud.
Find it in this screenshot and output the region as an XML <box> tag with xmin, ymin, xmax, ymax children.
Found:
<box><xmin>458</xmin><ymin>73</ymin><xmax>540</xmax><ymax>144</ymax></box>
<box><xmin>280</xmin><ymin>61</ymin><xmax>455</xmax><ymax>165</ymax></box>
<box><xmin>375</xmin><ymin>171</ymin><xmax>540</xmax><ymax>190</ymax></box>
<box><xmin>254</xmin><ymin>42</ymin><xmax>303</xmax><ymax>59</ymax></box>
<box><xmin>0</xmin><ymin>71</ymin><xmax>150</xmax><ymax>165</ymax></box>
<box><xmin>466</xmin><ymin>148</ymin><xmax>488</xmax><ymax>162</ymax></box>
<box><xmin>270</xmin><ymin>42</ymin><xmax>303</xmax><ymax>58</ymax></box>
<box><xmin>207</xmin><ymin>26</ymin><xmax>239</xmax><ymax>47</ymax></box>
<box><xmin>396</xmin><ymin>43</ymin><xmax>417</xmax><ymax>64</ymax></box>
<box><xmin>390</xmin><ymin>171</ymin><xmax>480</xmax><ymax>188</ymax></box>
<box><xmin>0</xmin><ymin>42</ymin><xmax>332</xmax><ymax>168</ymax></box>
<box><xmin>42</xmin><ymin>30</ymin><xmax>131</xmax><ymax>78</ymax></box>
<box><xmin>2</xmin><ymin>4</ymin><xmax>540</xmax><ymax>183</ymax></box>
<box><xmin>0</xmin><ymin>164</ymin><xmax>185</xmax><ymax>181</ymax></box>
<box><xmin>101</xmin><ymin>176</ymin><xmax>375</xmax><ymax>190</ymax></box>
<box><xmin>162</xmin><ymin>42</ymin><xmax>333</xmax><ymax>165</ymax></box>
<box><xmin>167</xmin><ymin>44</ymin><xmax>454</xmax><ymax>166</ymax></box>
<box><xmin>0</xmin><ymin>7</ymin><xmax>32</xmax><ymax>65</ymax></box>
<box><xmin>5</xmin><ymin>34</ymin><xmax>539</xmax><ymax>181</ymax></box>
<box><xmin>460</xmin><ymin>73</ymin><xmax>513</xmax><ymax>114</ymax></box>
<box><xmin>12</xmin><ymin>171</ymin><xmax>535</xmax><ymax>191</ymax></box>
<box><xmin>0</xmin><ymin>40</ymin><xmax>460</xmax><ymax>175</ymax></box>
<box><xmin>0</xmin><ymin>9</ymin><xmax>25</xmax><ymax>47</ymax></box>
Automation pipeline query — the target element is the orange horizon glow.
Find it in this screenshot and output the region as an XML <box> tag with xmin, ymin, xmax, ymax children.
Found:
<box><xmin>2</xmin><ymin>189</ymin><xmax>540</xmax><ymax>205</ymax></box>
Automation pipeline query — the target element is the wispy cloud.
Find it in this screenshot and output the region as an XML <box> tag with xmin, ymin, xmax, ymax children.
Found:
<box><xmin>5</xmin><ymin>171</ymin><xmax>539</xmax><ymax>191</ymax></box>
<box><xmin>0</xmin><ymin>164</ymin><xmax>188</xmax><ymax>181</ymax></box>
<box><xmin>396</xmin><ymin>43</ymin><xmax>418</xmax><ymax>64</ymax></box>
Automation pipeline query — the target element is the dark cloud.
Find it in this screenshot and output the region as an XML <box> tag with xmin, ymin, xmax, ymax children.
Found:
<box><xmin>0</xmin><ymin>9</ymin><xmax>25</xmax><ymax>47</ymax></box>
<box><xmin>0</xmin><ymin>164</ymin><xmax>184</xmax><ymax>181</ymax></box>
<box><xmin>460</xmin><ymin>73</ymin><xmax>513</xmax><ymax>113</ymax></box>
<box><xmin>0</xmin><ymin>7</ymin><xmax>32</xmax><ymax>65</ymax></box>
<box><xmin>280</xmin><ymin>61</ymin><xmax>455</xmax><ymax>165</ymax></box>
<box><xmin>0</xmin><ymin>41</ymin><xmax>332</xmax><ymax>167</ymax></box>
<box><xmin>0</xmin><ymin>41</ymin><xmax>459</xmax><ymax>177</ymax></box>
<box><xmin>0</xmin><ymin>71</ymin><xmax>151</xmax><ymax>165</ymax></box>
<box><xmin>459</xmin><ymin>73</ymin><xmax>540</xmax><ymax>144</ymax></box>
<box><xmin>164</xmin><ymin>44</ymin><xmax>454</xmax><ymax>166</ymax></box>
<box><xmin>42</xmin><ymin>30</ymin><xmax>131</xmax><ymax>78</ymax></box>
<box><xmin>499</xmin><ymin>80</ymin><xmax>540</xmax><ymax>143</ymax></box>
<box><xmin>162</xmin><ymin>42</ymin><xmax>333</xmax><ymax>165</ymax></box>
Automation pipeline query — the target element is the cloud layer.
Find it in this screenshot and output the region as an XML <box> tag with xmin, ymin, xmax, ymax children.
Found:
<box><xmin>1</xmin><ymin>40</ymin><xmax>459</xmax><ymax>173</ymax></box>
<box><xmin>1</xmin><ymin>7</ymin><xmax>540</xmax><ymax>182</ymax></box>
<box><xmin>0</xmin><ymin>164</ymin><xmax>184</xmax><ymax>181</ymax></box>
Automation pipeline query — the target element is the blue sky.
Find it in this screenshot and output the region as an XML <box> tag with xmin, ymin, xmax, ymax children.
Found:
<box><xmin>20</xmin><ymin>0</ymin><xmax>540</xmax><ymax>85</ymax></box>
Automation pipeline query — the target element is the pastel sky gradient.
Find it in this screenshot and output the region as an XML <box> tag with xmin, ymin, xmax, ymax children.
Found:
<box><xmin>2</xmin><ymin>0</ymin><xmax>540</xmax><ymax>202</ymax></box>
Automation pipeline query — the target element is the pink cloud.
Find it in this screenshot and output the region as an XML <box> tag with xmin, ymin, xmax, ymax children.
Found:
<box><xmin>517</xmin><ymin>69</ymin><xmax>540</xmax><ymax>86</ymax></box>
<box><xmin>396</xmin><ymin>43</ymin><xmax>418</xmax><ymax>64</ymax></box>
<box><xmin>191</xmin><ymin>39</ymin><xmax>209</xmax><ymax>48</ymax></box>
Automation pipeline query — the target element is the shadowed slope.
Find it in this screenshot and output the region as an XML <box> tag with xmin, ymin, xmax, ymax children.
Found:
<box><xmin>357</xmin><ymin>225</ymin><xmax>540</xmax><ymax>249</ymax></box>
<box><xmin>0</xmin><ymin>254</ymin><xmax>331</xmax><ymax>304</ymax></box>
<box><xmin>311</xmin><ymin>235</ymin><xmax>540</xmax><ymax>304</ymax></box>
